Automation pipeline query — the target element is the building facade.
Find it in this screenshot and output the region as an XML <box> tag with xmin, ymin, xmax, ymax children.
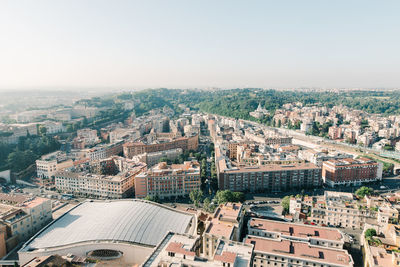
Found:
<box><xmin>202</xmin><ymin>203</ymin><xmax>245</xmax><ymax>259</ymax></box>
<box><xmin>55</xmin><ymin>161</ymin><xmax>146</xmax><ymax>199</ymax></box>
<box><xmin>36</xmin><ymin>152</ymin><xmax>74</xmax><ymax>179</ymax></box>
<box><xmin>245</xmin><ymin>236</ymin><xmax>353</xmax><ymax>267</ymax></box>
<box><xmin>322</xmin><ymin>157</ymin><xmax>382</xmax><ymax>187</ymax></box>
<box><xmin>134</xmin><ymin>161</ymin><xmax>200</xmax><ymax>199</ymax></box>
<box><xmin>123</xmin><ymin>135</ymin><xmax>198</xmax><ymax>158</ymax></box>
<box><xmin>217</xmin><ymin>162</ymin><xmax>322</xmax><ymax>192</ymax></box>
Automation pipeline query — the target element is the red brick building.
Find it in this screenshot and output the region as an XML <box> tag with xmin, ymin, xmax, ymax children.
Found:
<box><xmin>123</xmin><ymin>135</ymin><xmax>198</xmax><ymax>158</ymax></box>
<box><xmin>322</xmin><ymin>157</ymin><xmax>382</xmax><ymax>187</ymax></box>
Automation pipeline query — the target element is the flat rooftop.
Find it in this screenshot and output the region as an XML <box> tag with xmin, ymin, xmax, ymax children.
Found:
<box><xmin>142</xmin><ymin>233</ymin><xmax>252</xmax><ymax>267</ymax></box>
<box><xmin>368</xmin><ymin>246</ymin><xmax>397</xmax><ymax>267</ymax></box>
<box><xmin>20</xmin><ymin>197</ymin><xmax>50</xmax><ymax>209</ymax></box>
<box><xmin>223</xmin><ymin>162</ymin><xmax>319</xmax><ymax>173</ymax></box>
<box><xmin>206</xmin><ymin>203</ymin><xmax>242</xmax><ymax>238</ymax></box>
<box><xmin>20</xmin><ymin>199</ymin><xmax>195</xmax><ymax>252</ymax></box>
<box><xmin>249</xmin><ymin>218</ymin><xmax>343</xmax><ymax>241</ymax></box>
<box><xmin>0</xmin><ymin>193</ymin><xmax>29</xmax><ymax>205</ymax></box>
<box><xmin>245</xmin><ymin>236</ymin><xmax>353</xmax><ymax>267</ymax></box>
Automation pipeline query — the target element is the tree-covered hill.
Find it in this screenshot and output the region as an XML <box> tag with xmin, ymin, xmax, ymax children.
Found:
<box><xmin>111</xmin><ymin>88</ymin><xmax>400</xmax><ymax>118</ymax></box>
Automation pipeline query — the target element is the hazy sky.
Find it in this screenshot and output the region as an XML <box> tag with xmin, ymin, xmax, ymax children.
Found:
<box><xmin>0</xmin><ymin>0</ymin><xmax>399</xmax><ymax>90</ymax></box>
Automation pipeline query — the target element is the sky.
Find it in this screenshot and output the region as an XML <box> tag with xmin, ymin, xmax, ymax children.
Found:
<box><xmin>0</xmin><ymin>0</ymin><xmax>399</xmax><ymax>90</ymax></box>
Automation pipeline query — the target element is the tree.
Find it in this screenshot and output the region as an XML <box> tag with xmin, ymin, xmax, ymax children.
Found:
<box><xmin>383</xmin><ymin>144</ymin><xmax>394</xmax><ymax>151</ymax></box>
<box><xmin>355</xmin><ymin>186</ymin><xmax>374</xmax><ymax>198</ymax></box>
<box><xmin>203</xmin><ymin>197</ymin><xmax>211</xmax><ymax>212</ymax></box>
<box><xmin>365</xmin><ymin>228</ymin><xmax>377</xmax><ymax>238</ymax></box>
<box><xmin>38</xmin><ymin>125</ymin><xmax>47</xmax><ymax>136</ymax></box>
<box><xmin>311</xmin><ymin>122</ymin><xmax>321</xmax><ymax>136</ymax></box>
<box><xmin>214</xmin><ymin>190</ymin><xmax>244</xmax><ymax>204</ymax></box>
<box><xmin>144</xmin><ymin>195</ymin><xmax>160</xmax><ymax>203</ymax></box>
<box><xmin>158</xmin><ymin>157</ymin><xmax>170</xmax><ymax>164</ymax></box>
<box><xmin>294</xmin><ymin>120</ymin><xmax>301</xmax><ymax>129</ymax></box>
<box><xmin>189</xmin><ymin>189</ymin><xmax>203</xmax><ymax>207</ymax></box>
<box><xmin>66</xmin><ymin>124</ymin><xmax>73</xmax><ymax>132</ymax></box>
<box><xmin>201</xmin><ymin>158</ymin><xmax>207</xmax><ymax>179</ymax></box>
<box><xmin>383</xmin><ymin>162</ymin><xmax>394</xmax><ymax>176</ymax></box>
<box><xmin>232</xmin><ymin>192</ymin><xmax>245</xmax><ymax>203</ymax></box>
<box><xmin>281</xmin><ymin>195</ymin><xmax>292</xmax><ymax>214</ymax></box>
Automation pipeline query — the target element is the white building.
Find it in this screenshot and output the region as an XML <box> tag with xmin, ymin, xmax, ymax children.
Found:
<box><xmin>36</xmin><ymin>151</ymin><xmax>74</xmax><ymax>179</ymax></box>
<box><xmin>41</xmin><ymin>121</ymin><xmax>65</xmax><ymax>134</ymax></box>
<box><xmin>18</xmin><ymin>200</ymin><xmax>197</xmax><ymax>266</ymax></box>
<box><xmin>76</xmin><ymin>128</ymin><xmax>100</xmax><ymax>146</ymax></box>
<box><xmin>55</xmin><ymin>160</ymin><xmax>146</xmax><ymax>199</ymax></box>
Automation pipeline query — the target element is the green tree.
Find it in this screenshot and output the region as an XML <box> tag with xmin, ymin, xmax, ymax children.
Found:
<box><xmin>144</xmin><ymin>195</ymin><xmax>160</xmax><ymax>203</ymax></box>
<box><xmin>232</xmin><ymin>192</ymin><xmax>245</xmax><ymax>203</ymax></box>
<box><xmin>214</xmin><ymin>190</ymin><xmax>244</xmax><ymax>204</ymax></box>
<box><xmin>203</xmin><ymin>197</ymin><xmax>211</xmax><ymax>212</ymax></box>
<box><xmin>158</xmin><ymin>157</ymin><xmax>171</xmax><ymax>164</ymax></box>
<box><xmin>281</xmin><ymin>195</ymin><xmax>292</xmax><ymax>214</ymax></box>
<box><xmin>200</xmin><ymin>158</ymin><xmax>207</xmax><ymax>182</ymax></box>
<box><xmin>365</xmin><ymin>228</ymin><xmax>377</xmax><ymax>238</ymax></box>
<box><xmin>294</xmin><ymin>120</ymin><xmax>301</xmax><ymax>129</ymax></box>
<box><xmin>215</xmin><ymin>190</ymin><xmax>233</xmax><ymax>204</ymax></box>
<box><xmin>383</xmin><ymin>144</ymin><xmax>394</xmax><ymax>151</ymax></box>
<box><xmin>66</xmin><ymin>124</ymin><xmax>73</xmax><ymax>132</ymax></box>
<box><xmin>355</xmin><ymin>186</ymin><xmax>374</xmax><ymax>198</ymax></box>
<box><xmin>189</xmin><ymin>189</ymin><xmax>203</xmax><ymax>207</ymax></box>
<box><xmin>38</xmin><ymin>125</ymin><xmax>47</xmax><ymax>136</ymax></box>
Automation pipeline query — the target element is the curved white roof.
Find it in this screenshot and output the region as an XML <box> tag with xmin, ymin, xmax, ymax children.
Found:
<box><xmin>22</xmin><ymin>200</ymin><xmax>194</xmax><ymax>250</ymax></box>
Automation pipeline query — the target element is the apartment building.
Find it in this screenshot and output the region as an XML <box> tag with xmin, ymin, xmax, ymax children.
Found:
<box><xmin>244</xmin><ymin>130</ymin><xmax>293</xmax><ymax>146</ymax></box>
<box><xmin>328</xmin><ymin>126</ymin><xmax>343</xmax><ymax>140</ymax></box>
<box><xmin>133</xmin><ymin>148</ymin><xmax>183</xmax><ymax>167</ymax></box>
<box><xmin>134</xmin><ymin>161</ymin><xmax>200</xmax><ymax>199</ymax></box>
<box><xmin>76</xmin><ymin>128</ymin><xmax>100</xmax><ymax>146</ymax></box>
<box><xmin>203</xmin><ymin>203</ymin><xmax>245</xmax><ymax>258</ymax></box>
<box><xmin>248</xmin><ymin>218</ymin><xmax>345</xmax><ymax>249</ymax></box>
<box><xmin>86</xmin><ymin>146</ymin><xmax>106</xmax><ymax>161</ymax></box>
<box><xmin>0</xmin><ymin>123</ymin><xmax>38</xmax><ymax>144</ymax></box>
<box><xmin>245</xmin><ymin>236</ymin><xmax>353</xmax><ymax>267</ymax></box>
<box><xmin>36</xmin><ymin>151</ymin><xmax>74</xmax><ymax>179</ymax></box>
<box><xmin>322</xmin><ymin>157</ymin><xmax>382</xmax><ymax>187</ymax></box>
<box><xmin>309</xmin><ymin>192</ymin><xmax>377</xmax><ymax>229</ymax></box>
<box><xmin>55</xmin><ymin>160</ymin><xmax>146</xmax><ymax>198</ymax></box>
<box><xmin>123</xmin><ymin>135</ymin><xmax>198</xmax><ymax>158</ymax></box>
<box><xmin>363</xmin><ymin>223</ymin><xmax>400</xmax><ymax>267</ymax></box>
<box><xmin>40</xmin><ymin>121</ymin><xmax>65</xmax><ymax>134</ymax></box>
<box><xmin>298</xmin><ymin>149</ymin><xmax>353</xmax><ymax>167</ymax></box>
<box><xmin>109</xmin><ymin>127</ymin><xmax>141</xmax><ymax>144</ymax></box>
<box><xmin>103</xmin><ymin>141</ymin><xmax>124</xmax><ymax>157</ymax></box>
<box><xmin>0</xmin><ymin>194</ymin><xmax>52</xmax><ymax>254</ymax></box>
<box><xmin>217</xmin><ymin>162</ymin><xmax>322</xmax><ymax>192</ymax></box>
<box><xmin>236</xmin><ymin>144</ymin><xmax>303</xmax><ymax>167</ymax></box>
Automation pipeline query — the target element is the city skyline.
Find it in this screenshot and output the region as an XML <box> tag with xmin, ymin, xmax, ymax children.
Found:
<box><xmin>1</xmin><ymin>0</ymin><xmax>400</xmax><ymax>90</ymax></box>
